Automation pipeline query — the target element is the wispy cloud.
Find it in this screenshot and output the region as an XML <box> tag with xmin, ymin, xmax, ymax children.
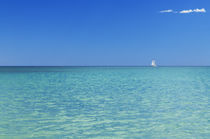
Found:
<box><xmin>180</xmin><ymin>9</ymin><xmax>193</xmax><ymax>14</ymax></box>
<box><xmin>160</xmin><ymin>9</ymin><xmax>173</xmax><ymax>13</ymax></box>
<box><xmin>180</xmin><ymin>8</ymin><xmax>206</xmax><ymax>14</ymax></box>
<box><xmin>193</xmin><ymin>8</ymin><xmax>206</xmax><ymax>13</ymax></box>
<box><xmin>160</xmin><ymin>8</ymin><xmax>206</xmax><ymax>14</ymax></box>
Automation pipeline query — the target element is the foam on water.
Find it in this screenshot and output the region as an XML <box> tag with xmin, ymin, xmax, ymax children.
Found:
<box><xmin>0</xmin><ymin>67</ymin><xmax>210</xmax><ymax>138</ymax></box>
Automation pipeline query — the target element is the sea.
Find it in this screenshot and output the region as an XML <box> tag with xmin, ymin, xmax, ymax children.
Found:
<box><xmin>0</xmin><ymin>67</ymin><xmax>209</xmax><ymax>138</ymax></box>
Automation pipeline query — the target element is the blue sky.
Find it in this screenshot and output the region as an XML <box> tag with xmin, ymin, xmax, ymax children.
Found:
<box><xmin>0</xmin><ymin>0</ymin><xmax>210</xmax><ymax>66</ymax></box>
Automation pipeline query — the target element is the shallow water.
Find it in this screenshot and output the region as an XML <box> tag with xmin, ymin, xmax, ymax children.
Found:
<box><xmin>0</xmin><ymin>67</ymin><xmax>210</xmax><ymax>138</ymax></box>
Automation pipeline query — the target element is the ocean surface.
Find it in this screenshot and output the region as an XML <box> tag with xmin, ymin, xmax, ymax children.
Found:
<box><xmin>0</xmin><ymin>67</ymin><xmax>210</xmax><ymax>138</ymax></box>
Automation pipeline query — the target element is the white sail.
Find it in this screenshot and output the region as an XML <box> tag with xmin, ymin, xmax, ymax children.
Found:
<box><xmin>151</xmin><ymin>60</ymin><xmax>157</xmax><ymax>67</ymax></box>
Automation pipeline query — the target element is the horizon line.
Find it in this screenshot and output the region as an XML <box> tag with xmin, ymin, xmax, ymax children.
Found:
<box><xmin>0</xmin><ymin>65</ymin><xmax>210</xmax><ymax>67</ymax></box>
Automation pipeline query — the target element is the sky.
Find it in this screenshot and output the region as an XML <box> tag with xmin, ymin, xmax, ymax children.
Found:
<box><xmin>0</xmin><ymin>0</ymin><xmax>210</xmax><ymax>66</ymax></box>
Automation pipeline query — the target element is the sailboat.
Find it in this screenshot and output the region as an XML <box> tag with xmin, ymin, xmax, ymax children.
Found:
<box><xmin>151</xmin><ymin>60</ymin><xmax>157</xmax><ymax>67</ymax></box>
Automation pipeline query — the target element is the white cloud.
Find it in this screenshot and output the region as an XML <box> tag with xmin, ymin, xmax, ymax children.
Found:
<box><xmin>160</xmin><ymin>8</ymin><xmax>206</xmax><ymax>14</ymax></box>
<box><xmin>180</xmin><ymin>9</ymin><xmax>193</xmax><ymax>14</ymax></box>
<box><xmin>160</xmin><ymin>9</ymin><xmax>173</xmax><ymax>13</ymax></box>
<box><xmin>180</xmin><ymin>8</ymin><xmax>206</xmax><ymax>14</ymax></box>
<box><xmin>193</xmin><ymin>8</ymin><xmax>206</xmax><ymax>13</ymax></box>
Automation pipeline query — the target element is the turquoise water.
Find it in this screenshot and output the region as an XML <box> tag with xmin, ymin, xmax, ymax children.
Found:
<box><xmin>0</xmin><ymin>67</ymin><xmax>210</xmax><ymax>138</ymax></box>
